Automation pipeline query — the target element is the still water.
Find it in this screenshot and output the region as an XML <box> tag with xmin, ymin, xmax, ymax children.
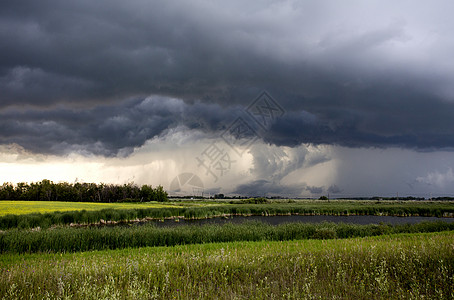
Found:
<box><xmin>146</xmin><ymin>215</ymin><xmax>454</xmax><ymax>227</ymax></box>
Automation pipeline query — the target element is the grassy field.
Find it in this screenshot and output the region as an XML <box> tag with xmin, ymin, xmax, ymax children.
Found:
<box><xmin>1</xmin><ymin>231</ymin><xmax>452</xmax><ymax>299</ymax></box>
<box><xmin>1</xmin><ymin>200</ymin><xmax>453</xmax><ymax>298</ymax></box>
<box><xmin>2</xmin><ymin>199</ymin><xmax>454</xmax><ymax>217</ymax></box>
<box><xmin>0</xmin><ymin>200</ymin><xmax>215</xmax><ymax>217</ymax></box>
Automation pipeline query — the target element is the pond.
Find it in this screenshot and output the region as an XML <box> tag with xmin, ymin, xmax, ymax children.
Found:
<box><xmin>145</xmin><ymin>215</ymin><xmax>454</xmax><ymax>227</ymax></box>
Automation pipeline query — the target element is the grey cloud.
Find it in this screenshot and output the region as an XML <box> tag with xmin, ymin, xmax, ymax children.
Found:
<box><xmin>232</xmin><ymin>180</ymin><xmax>335</xmax><ymax>197</ymax></box>
<box><xmin>246</xmin><ymin>144</ymin><xmax>331</xmax><ymax>182</ymax></box>
<box><xmin>232</xmin><ymin>180</ymin><xmax>306</xmax><ymax>197</ymax></box>
<box><xmin>1</xmin><ymin>1</ymin><xmax>454</xmax><ymax>154</ymax></box>
<box><xmin>0</xmin><ymin>96</ymin><xmax>243</xmax><ymax>156</ymax></box>
<box><xmin>305</xmin><ymin>186</ymin><xmax>324</xmax><ymax>195</ymax></box>
<box><xmin>327</xmin><ymin>185</ymin><xmax>342</xmax><ymax>194</ymax></box>
<box><xmin>3</xmin><ymin>90</ymin><xmax>454</xmax><ymax>157</ymax></box>
<box><xmin>0</xmin><ymin>66</ymin><xmax>94</xmax><ymax>107</ymax></box>
<box><xmin>264</xmin><ymin>91</ymin><xmax>454</xmax><ymax>150</ymax></box>
<box><xmin>0</xmin><ymin>0</ymin><xmax>289</xmax><ymax>107</ymax></box>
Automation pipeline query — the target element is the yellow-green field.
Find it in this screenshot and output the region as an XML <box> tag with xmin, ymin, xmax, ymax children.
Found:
<box><xmin>0</xmin><ymin>201</ymin><xmax>180</xmax><ymax>216</ymax></box>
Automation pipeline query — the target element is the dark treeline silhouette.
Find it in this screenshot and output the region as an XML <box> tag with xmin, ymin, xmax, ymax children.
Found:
<box><xmin>0</xmin><ymin>179</ymin><xmax>168</xmax><ymax>202</ymax></box>
<box><xmin>337</xmin><ymin>196</ymin><xmax>428</xmax><ymax>201</ymax></box>
<box><xmin>336</xmin><ymin>196</ymin><xmax>454</xmax><ymax>201</ymax></box>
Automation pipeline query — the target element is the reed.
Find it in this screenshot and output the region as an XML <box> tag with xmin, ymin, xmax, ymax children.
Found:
<box><xmin>0</xmin><ymin>220</ymin><xmax>453</xmax><ymax>254</ymax></box>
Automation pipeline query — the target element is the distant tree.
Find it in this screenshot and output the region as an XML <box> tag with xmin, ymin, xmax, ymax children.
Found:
<box><xmin>0</xmin><ymin>183</ymin><xmax>16</xmax><ymax>200</ymax></box>
<box><xmin>140</xmin><ymin>185</ymin><xmax>154</xmax><ymax>202</ymax></box>
<box><xmin>0</xmin><ymin>180</ymin><xmax>169</xmax><ymax>203</ymax></box>
<box><xmin>55</xmin><ymin>182</ymin><xmax>77</xmax><ymax>202</ymax></box>
<box><xmin>154</xmin><ymin>185</ymin><xmax>168</xmax><ymax>202</ymax></box>
<box><xmin>319</xmin><ymin>196</ymin><xmax>328</xmax><ymax>200</ymax></box>
<box><xmin>27</xmin><ymin>182</ymin><xmax>42</xmax><ymax>201</ymax></box>
<box><xmin>16</xmin><ymin>182</ymin><xmax>29</xmax><ymax>200</ymax></box>
<box><xmin>40</xmin><ymin>179</ymin><xmax>54</xmax><ymax>201</ymax></box>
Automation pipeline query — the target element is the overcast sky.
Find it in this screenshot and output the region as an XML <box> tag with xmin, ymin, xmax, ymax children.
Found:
<box><xmin>1</xmin><ymin>0</ymin><xmax>454</xmax><ymax>197</ymax></box>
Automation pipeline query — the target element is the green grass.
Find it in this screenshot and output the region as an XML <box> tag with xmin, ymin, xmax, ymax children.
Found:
<box><xmin>3</xmin><ymin>199</ymin><xmax>454</xmax><ymax>217</ymax></box>
<box><xmin>0</xmin><ymin>200</ymin><xmax>194</xmax><ymax>216</ymax></box>
<box><xmin>1</xmin><ymin>199</ymin><xmax>452</xmax><ymax>298</ymax></box>
<box><xmin>1</xmin><ymin>231</ymin><xmax>452</xmax><ymax>299</ymax></box>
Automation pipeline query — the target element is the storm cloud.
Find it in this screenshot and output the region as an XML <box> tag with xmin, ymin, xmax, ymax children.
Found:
<box><xmin>1</xmin><ymin>1</ymin><xmax>454</xmax><ymax>196</ymax></box>
<box><xmin>2</xmin><ymin>0</ymin><xmax>454</xmax><ymax>155</ymax></box>
<box><xmin>0</xmin><ymin>96</ymin><xmax>247</xmax><ymax>155</ymax></box>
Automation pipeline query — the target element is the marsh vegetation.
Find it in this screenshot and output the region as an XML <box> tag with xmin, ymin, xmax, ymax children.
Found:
<box><xmin>0</xmin><ymin>198</ymin><xmax>453</xmax><ymax>299</ymax></box>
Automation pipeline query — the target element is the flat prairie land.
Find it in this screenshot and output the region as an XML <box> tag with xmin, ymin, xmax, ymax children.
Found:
<box><xmin>1</xmin><ymin>199</ymin><xmax>453</xmax><ymax>217</ymax></box>
<box><xmin>1</xmin><ymin>231</ymin><xmax>453</xmax><ymax>299</ymax></box>
<box><xmin>0</xmin><ymin>200</ymin><xmax>180</xmax><ymax>216</ymax></box>
<box><xmin>0</xmin><ymin>199</ymin><xmax>453</xmax><ymax>299</ymax></box>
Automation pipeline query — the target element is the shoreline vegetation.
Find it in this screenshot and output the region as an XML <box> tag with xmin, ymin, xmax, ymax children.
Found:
<box><xmin>1</xmin><ymin>220</ymin><xmax>453</xmax><ymax>254</ymax></box>
<box><xmin>0</xmin><ymin>199</ymin><xmax>453</xmax><ymax>230</ymax></box>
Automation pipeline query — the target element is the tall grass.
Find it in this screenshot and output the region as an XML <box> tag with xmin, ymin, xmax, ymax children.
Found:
<box><xmin>0</xmin><ymin>232</ymin><xmax>452</xmax><ymax>299</ymax></box>
<box><xmin>1</xmin><ymin>201</ymin><xmax>453</xmax><ymax>230</ymax></box>
<box><xmin>0</xmin><ymin>221</ymin><xmax>453</xmax><ymax>254</ymax></box>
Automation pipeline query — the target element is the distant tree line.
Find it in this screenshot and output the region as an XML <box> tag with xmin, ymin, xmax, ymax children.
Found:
<box><xmin>0</xmin><ymin>180</ymin><xmax>168</xmax><ymax>202</ymax></box>
<box><xmin>337</xmin><ymin>196</ymin><xmax>453</xmax><ymax>201</ymax></box>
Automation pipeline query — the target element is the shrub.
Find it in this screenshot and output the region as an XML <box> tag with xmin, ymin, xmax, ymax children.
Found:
<box><xmin>313</xmin><ymin>227</ymin><xmax>337</xmax><ymax>239</ymax></box>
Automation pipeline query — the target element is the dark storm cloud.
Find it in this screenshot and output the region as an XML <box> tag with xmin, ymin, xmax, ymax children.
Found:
<box><xmin>0</xmin><ymin>96</ymin><xmax>244</xmax><ymax>156</ymax></box>
<box><xmin>265</xmin><ymin>95</ymin><xmax>454</xmax><ymax>150</ymax></box>
<box><xmin>0</xmin><ymin>0</ymin><xmax>281</xmax><ymax>107</ymax></box>
<box><xmin>1</xmin><ymin>0</ymin><xmax>454</xmax><ymax>154</ymax></box>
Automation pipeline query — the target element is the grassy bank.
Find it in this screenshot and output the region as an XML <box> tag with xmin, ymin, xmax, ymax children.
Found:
<box><xmin>1</xmin><ymin>231</ymin><xmax>452</xmax><ymax>299</ymax></box>
<box><xmin>1</xmin><ymin>220</ymin><xmax>453</xmax><ymax>254</ymax></box>
<box><xmin>1</xmin><ymin>200</ymin><xmax>453</xmax><ymax>230</ymax></box>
